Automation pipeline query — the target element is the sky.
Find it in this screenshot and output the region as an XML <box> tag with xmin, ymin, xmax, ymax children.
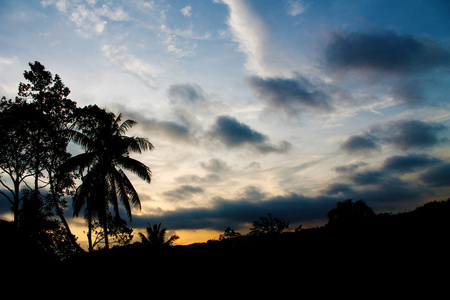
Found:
<box><xmin>1</xmin><ymin>0</ymin><xmax>450</xmax><ymax>246</ymax></box>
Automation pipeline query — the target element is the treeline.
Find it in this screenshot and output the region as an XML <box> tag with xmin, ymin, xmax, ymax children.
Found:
<box><xmin>62</xmin><ymin>198</ymin><xmax>450</xmax><ymax>274</ymax></box>
<box><xmin>1</xmin><ymin>61</ymin><xmax>153</xmax><ymax>260</ymax></box>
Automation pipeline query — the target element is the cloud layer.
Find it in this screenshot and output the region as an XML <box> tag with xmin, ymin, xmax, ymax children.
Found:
<box><xmin>132</xmin><ymin>189</ymin><xmax>338</xmax><ymax>230</ymax></box>
<box><xmin>326</xmin><ymin>30</ymin><xmax>450</xmax><ymax>74</ymax></box>
<box><xmin>246</xmin><ymin>76</ymin><xmax>333</xmax><ymax>116</ymax></box>
<box><xmin>209</xmin><ymin>115</ymin><xmax>291</xmax><ymax>153</ymax></box>
<box><xmin>341</xmin><ymin>120</ymin><xmax>447</xmax><ymax>154</ymax></box>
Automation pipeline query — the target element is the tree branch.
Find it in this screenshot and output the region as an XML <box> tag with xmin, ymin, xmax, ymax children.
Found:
<box><xmin>0</xmin><ymin>190</ymin><xmax>13</xmax><ymax>205</ymax></box>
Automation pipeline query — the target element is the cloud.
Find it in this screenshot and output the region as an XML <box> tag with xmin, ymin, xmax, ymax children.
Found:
<box><xmin>144</xmin><ymin>119</ymin><xmax>193</xmax><ymax>142</ymax></box>
<box><xmin>200</xmin><ymin>158</ymin><xmax>230</xmax><ymax>173</ymax></box>
<box><xmin>420</xmin><ymin>163</ymin><xmax>450</xmax><ymax>187</ymax></box>
<box><xmin>43</xmin><ymin>1</ymin><xmax>128</xmax><ymax>38</ymax></box>
<box><xmin>326</xmin><ymin>153</ymin><xmax>450</xmax><ymax>208</ymax></box>
<box><xmin>131</xmin><ymin>190</ymin><xmax>338</xmax><ymax>230</ymax></box>
<box><xmin>163</xmin><ymin>185</ymin><xmax>204</xmax><ymax>202</ymax></box>
<box><xmin>325</xmin><ymin>29</ymin><xmax>450</xmax><ymax>74</ymax></box>
<box><xmin>323</xmin><ymin>183</ymin><xmax>354</xmax><ymax>196</ymax></box>
<box><xmin>286</xmin><ymin>0</ymin><xmax>306</xmax><ymax>17</ymax></box>
<box><xmin>383</xmin><ymin>154</ymin><xmax>442</xmax><ymax>173</ymax></box>
<box><xmin>340</xmin><ymin>135</ymin><xmax>381</xmax><ymax>155</ymax></box>
<box><xmin>211</xmin><ymin>115</ymin><xmax>267</xmax><ymax>146</ymax></box>
<box><xmin>102</xmin><ymin>44</ymin><xmax>159</xmax><ymax>88</ymax></box>
<box><xmin>341</xmin><ymin>119</ymin><xmax>447</xmax><ymax>154</ymax></box>
<box><xmin>167</xmin><ymin>83</ymin><xmax>206</xmax><ymax>105</ymax></box>
<box><xmin>118</xmin><ymin>106</ymin><xmax>197</xmax><ymax>144</ymax></box>
<box><xmin>209</xmin><ymin>115</ymin><xmax>291</xmax><ymax>153</ymax></box>
<box><xmin>246</xmin><ymin>75</ymin><xmax>333</xmax><ymax>116</ymax></box>
<box><xmin>350</xmin><ymin>170</ymin><xmax>386</xmax><ymax>186</ymax></box>
<box><xmin>70</xmin><ymin>4</ymin><xmax>107</xmax><ymax>37</ymax></box>
<box><xmin>180</xmin><ymin>5</ymin><xmax>192</xmax><ymax>17</ymax></box>
<box><xmin>175</xmin><ymin>174</ymin><xmax>221</xmax><ymax>184</ymax></box>
<box><xmin>385</xmin><ymin>120</ymin><xmax>447</xmax><ymax>151</ymax></box>
<box><xmin>324</xmin><ymin>29</ymin><xmax>450</xmax><ymax>107</ymax></box>
<box><xmin>334</xmin><ymin>162</ymin><xmax>367</xmax><ymax>174</ymax></box>
<box><xmin>325</xmin><ymin>163</ymin><xmax>430</xmax><ymax>208</ymax></box>
<box><xmin>223</xmin><ymin>0</ymin><xmax>282</xmax><ymax>76</ymax></box>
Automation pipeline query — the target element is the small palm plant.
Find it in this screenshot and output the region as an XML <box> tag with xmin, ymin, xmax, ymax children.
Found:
<box><xmin>139</xmin><ymin>223</ymin><xmax>179</xmax><ymax>247</ymax></box>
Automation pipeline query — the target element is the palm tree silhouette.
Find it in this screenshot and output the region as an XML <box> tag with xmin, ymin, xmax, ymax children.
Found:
<box><xmin>139</xmin><ymin>223</ymin><xmax>179</xmax><ymax>247</ymax></box>
<box><xmin>64</xmin><ymin>106</ymin><xmax>153</xmax><ymax>250</ymax></box>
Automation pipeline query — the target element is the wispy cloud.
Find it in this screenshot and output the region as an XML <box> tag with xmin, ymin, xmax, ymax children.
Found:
<box><xmin>101</xmin><ymin>44</ymin><xmax>159</xmax><ymax>88</ymax></box>
<box><xmin>180</xmin><ymin>5</ymin><xmax>192</xmax><ymax>17</ymax></box>
<box><xmin>287</xmin><ymin>0</ymin><xmax>306</xmax><ymax>17</ymax></box>
<box><xmin>223</xmin><ymin>0</ymin><xmax>283</xmax><ymax>76</ymax></box>
<box><xmin>42</xmin><ymin>0</ymin><xmax>128</xmax><ymax>38</ymax></box>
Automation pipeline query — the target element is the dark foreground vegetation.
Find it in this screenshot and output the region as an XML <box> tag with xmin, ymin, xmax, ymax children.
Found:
<box><xmin>3</xmin><ymin>198</ymin><xmax>449</xmax><ymax>276</ymax></box>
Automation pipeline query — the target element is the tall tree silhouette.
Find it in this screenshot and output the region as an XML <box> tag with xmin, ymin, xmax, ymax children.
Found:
<box><xmin>0</xmin><ymin>97</ymin><xmax>39</xmax><ymax>224</ymax></box>
<box><xmin>17</xmin><ymin>61</ymin><xmax>80</xmax><ymax>251</ymax></box>
<box><xmin>64</xmin><ymin>105</ymin><xmax>153</xmax><ymax>250</ymax></box>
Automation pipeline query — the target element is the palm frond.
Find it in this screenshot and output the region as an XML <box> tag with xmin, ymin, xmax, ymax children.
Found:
<box><xmin>111</xmin><ymin>168</ymin><xmax>134</xmax><ymax>219</ymax></box>
<box><xmin>139</xmin><ymin>232</ymin><xmax>149</xmax><ymax>244</ymax></box>
<box><xmin>68</xmin><ymin>129</ymin><xmax>94</xmax><ymax>151</ymax></box>
<box><xmin>117</xmin><ymin>156</ymin><xmax>152</xmax><ymax>183</ymax></box>
<box><xmin>59</xmin><ymin>152</ymin><xmax>97</xmax><ymax>174</ymax></box>
<box><xmin>118</xmin><ymin>119</ymin><xmax>137</xmax><ymax>135</ymax></box>
<box><xmin>122</xmin><ymin>136</ymin><xmax>154</xmax><ymax>154</ymax></box>
<box><xmin>115</xmin><ymin>167</ymin><xmax>141</xmax><ymax>211</ymax></box>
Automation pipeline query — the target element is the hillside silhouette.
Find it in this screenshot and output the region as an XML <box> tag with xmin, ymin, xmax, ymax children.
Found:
<box><xmin>4</xmin><ymin>198</ymin><xmax>446</xmax><ymax>272</ymax></box>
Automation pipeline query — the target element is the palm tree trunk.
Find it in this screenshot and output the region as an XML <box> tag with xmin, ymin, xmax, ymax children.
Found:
<box><xmin>87</xmin><ymin>209</ymin><xmax>93</xmax><ymax>252</ymax></box>
<box><xmin>103</xmin><ymin>219</ymin><xmax>109</xmax><ymax>250</ymax></box>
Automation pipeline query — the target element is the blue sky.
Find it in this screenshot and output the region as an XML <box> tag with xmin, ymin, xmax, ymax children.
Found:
<box><xmin>1</xmin><ymin>0</ymin><xmax>449</xmax><ymax>245</ymax></box>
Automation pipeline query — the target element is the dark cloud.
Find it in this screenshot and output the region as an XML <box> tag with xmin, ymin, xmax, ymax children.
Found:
<box><xmin>350</xmin><ymin>170</ymin><xmax>386</xmax><ymax>186</ymax></box>
<box><xmin>391</xmin><ymin>79</ymin><xmax>426</xmax><ymax>105</ymax></box>
<box><xmin>167</xmin><ymin>83</ymin><xmax>206</xmax><ymax>105</ymax></box>
<box><xmin>142</xmin><ymin>118</ymin><xmax>196</xmax><ymax>143</ymax></box>
<box><xmin>245</xmin><ymin>75</ymin><xmax>333</xmax><ymax>116</ymax></box>
<box><xmin>211</xmin><ymin>115</ymin><xmax>267</xmax><ymax>146</ymax></box>
<box><xmin>325</xmin><ymin>170</ymin><xmax>427</xmax><ymax>209</ymax></box>
<box><xmin>199</xmin><ymin>158</ymin><xmax>230</xmax><ymax>173</ymax></box>
<box><xmin>131</xmin><ymin>191</ymin><xmax>339</xmax><ymax>230</ymax></box>
<box><xmin>327</xmin><ymin>153</ymin><xmax>450</xmax><ymax>209</ymax></box>
<box><xmin>380</xmin><ymin>120</ymin><xmax>447</xmax><ymax>151</ymax></box>
<box><xmin>325</xmin><ymin>30</ymin><xmax>450</xmax><ymax>106</ymax></box>
<box><xmin>420</xmin><ymin>163</ymin><xmax>450</xmax><ymax>187</ymax></box>
<box><xmin>383</xmin><ymin>154</ymin><xmax>442</xmax><ymax>173</ymax></box>
<box><xmin>209</xmin><ymin>115</ymin><xmax>291</xmax><ymax>154</ymax></box>
<box><xmin>357</xmin><ymin>177</ymin><xmax>425</xmax><ymax>208</ymax></box>
<box><xmin>162</xmin><ymin>185</ymin><xmax>204</xmax><ymax>202</ymax></box>
<box><xmin>175</xmin><ymin>174</ymin><xmax>221</xmax><ymax>184</ymax></box>
<box><xmin>0</xmin><ymin>190</ymin><xmax>13</xmax><ymax>216</ymax></box>
<box><xmin>334</xmin><ymin>162</ymin><xmax>367</xmax><ymax>174</ymax></box>
<box><xmin>325</xmin><ymin>30</ymin><xmax>450</xmax><ymax>73</ymax></box>
<box><xmin>323</xmin><ymin>183</ymin><xmax>355</xmax><ymax>196</ymax></box>
<box><xmin>340</xmin><ymin>135</ymin><xmax>380</xmax><ymax>155</ymax></box>
<box><xmin>118</xmin><ymin>105</ymin><xmax>198</xmax><ymax>144</ymax></box>
<box><xmin>341</xmin><ymin>119</ymin><xmax>447</xmax><ymax>154</ymax></box>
